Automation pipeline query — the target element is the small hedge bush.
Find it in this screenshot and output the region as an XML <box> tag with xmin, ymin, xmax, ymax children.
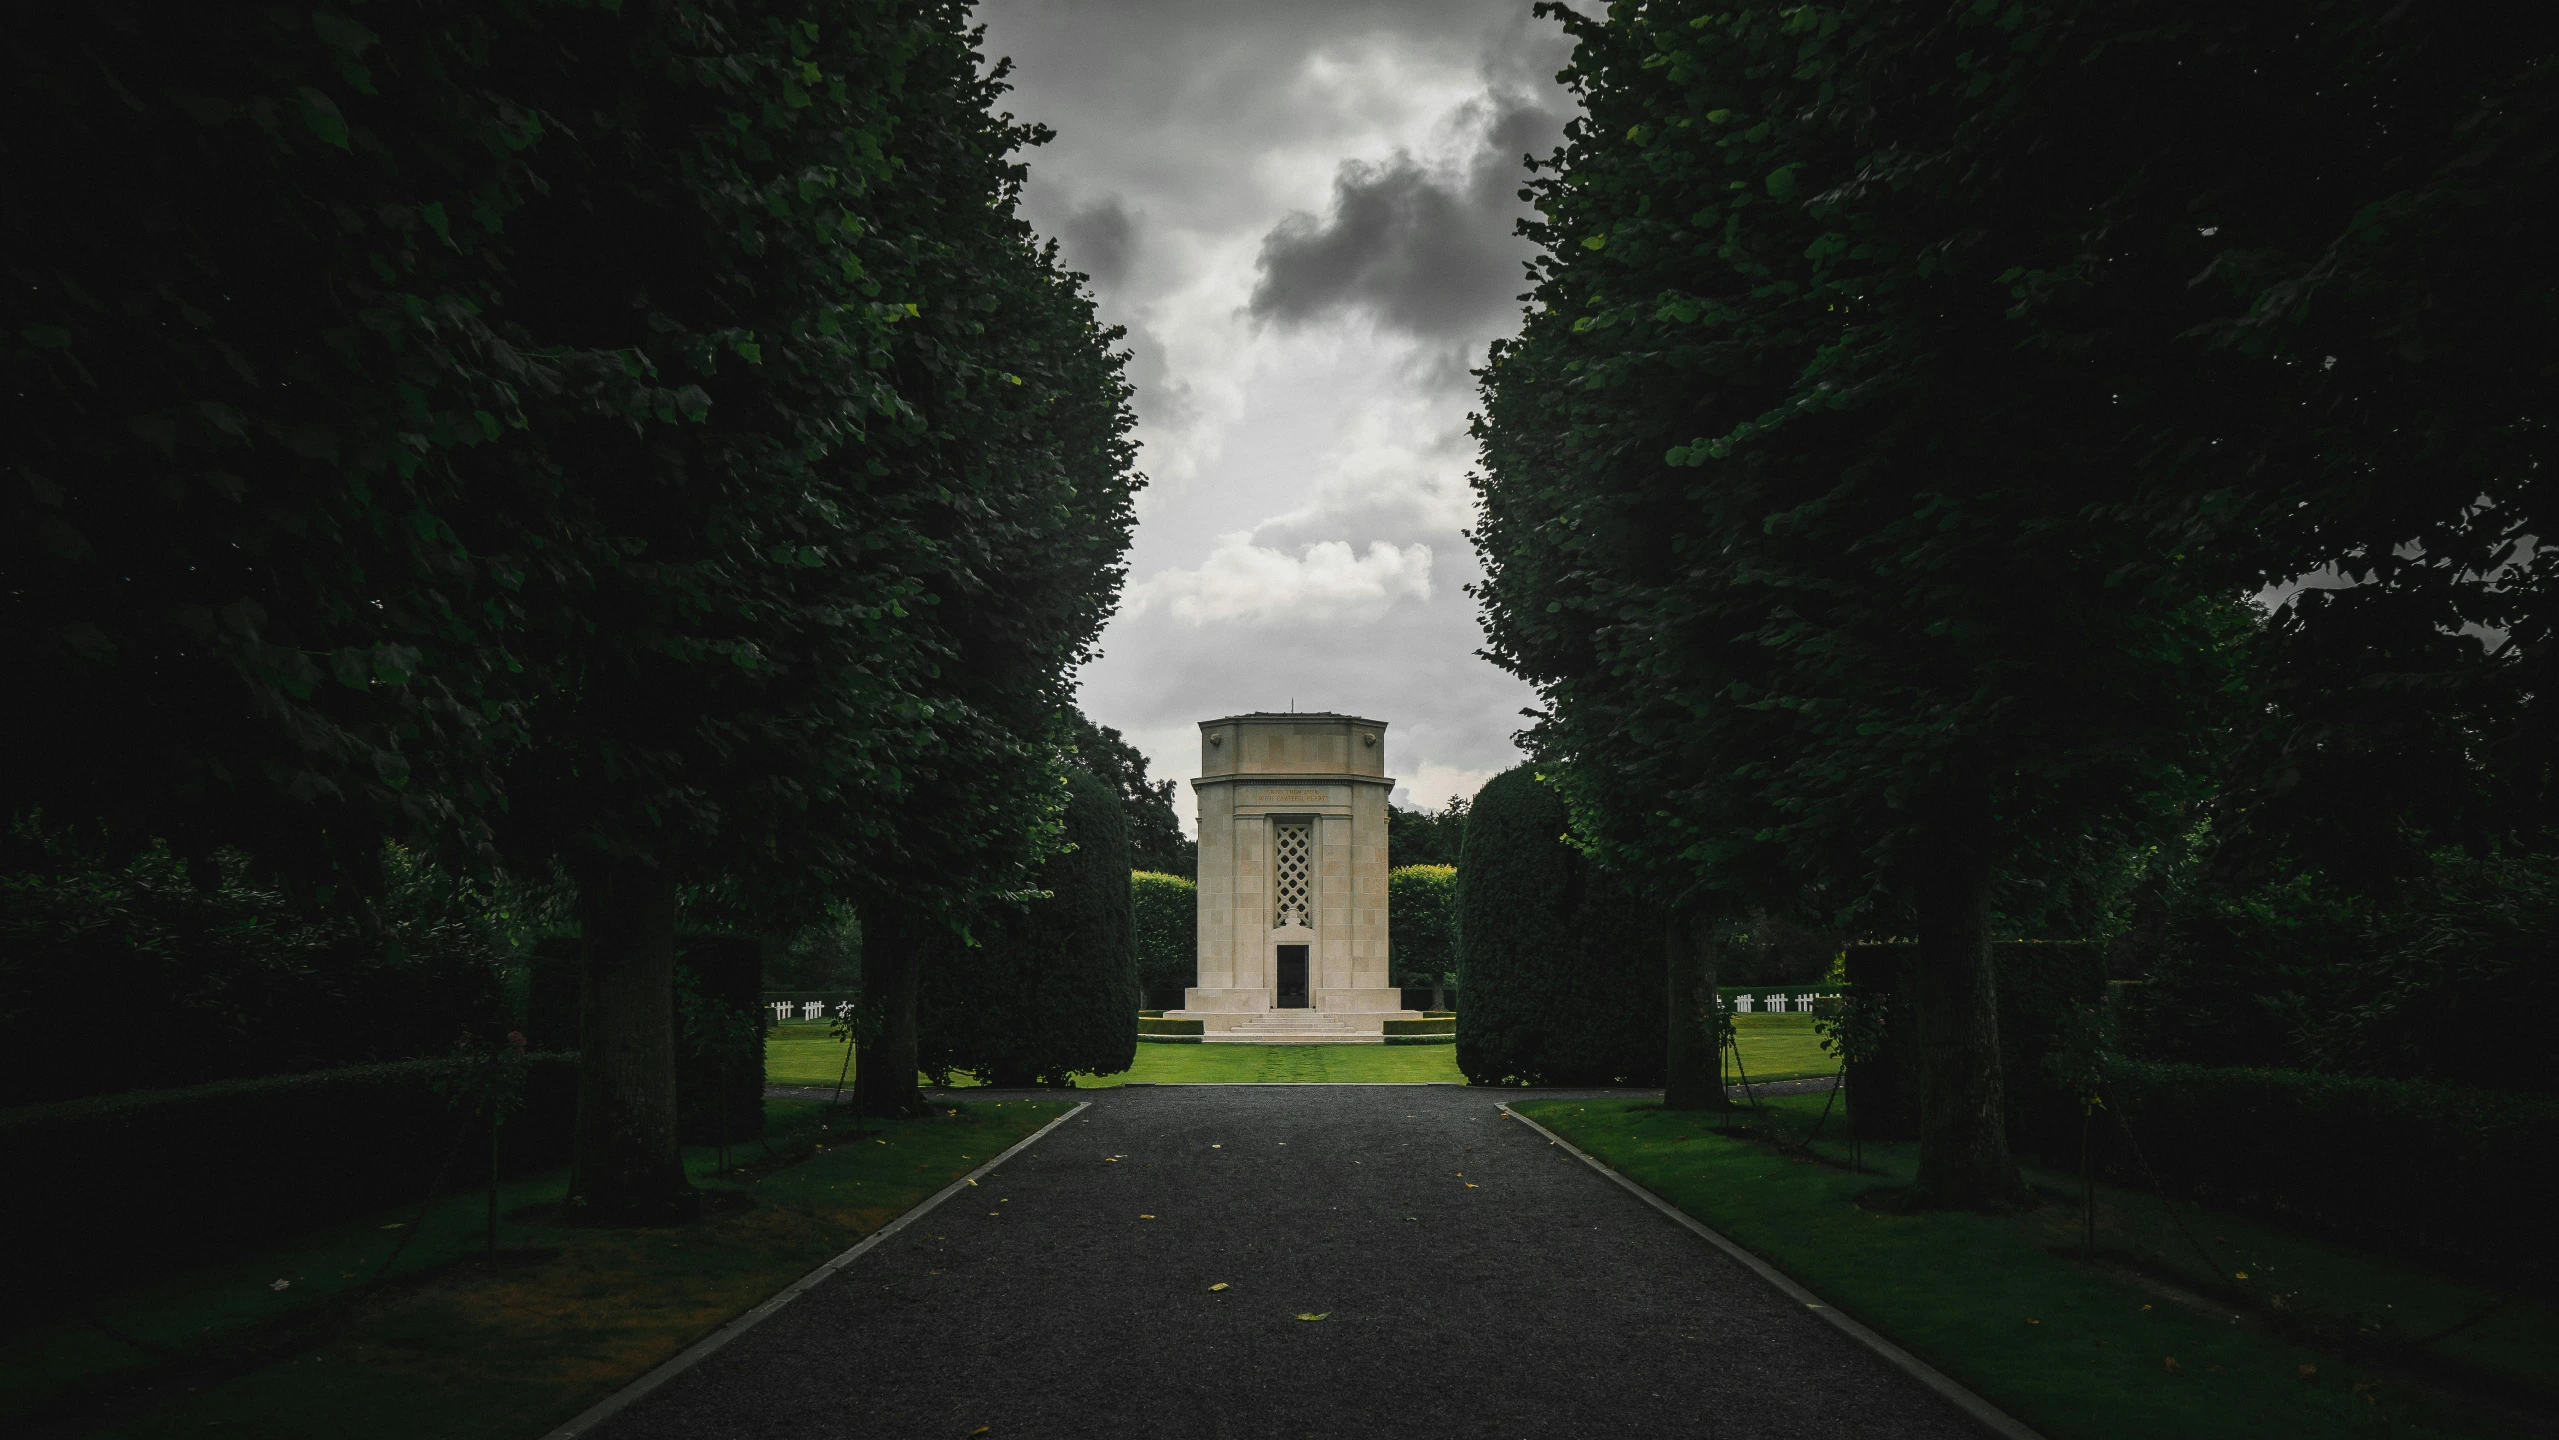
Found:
<box><xmin>1384</xmin><ymin>1016</ymin><xmax>1454</xmax><ymax>1035</ymax></box>
<box><xmin>2</xmin><ymin>1053</ymin><xmax>579</xmax><ymax>1294</ymax></box>
<box><xmin>2101</xmin><ymin>1062</ymin><xmax>2559</xmax><ymax>1277</ymax></box>
<box><xmin>1138</xmin><ymin>1016</ymin><xmax>1203</xmax><ymax>1035</ymax></box>
<box><xmin>1455</xmin><ymin>765</ymin><xmax>1665</xmax><ymax>1086</ymax></box>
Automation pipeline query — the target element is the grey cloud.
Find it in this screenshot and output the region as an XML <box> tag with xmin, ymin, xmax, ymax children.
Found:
<box><xmin>1247</xmin><ymin>92</ymin><xmax>1560</xmax><ymax>340</ymax></box>
<box><xmin>1054</xmin><ymin>195</ymin><xmax>1139</xmax><ymax>291</ymax></box>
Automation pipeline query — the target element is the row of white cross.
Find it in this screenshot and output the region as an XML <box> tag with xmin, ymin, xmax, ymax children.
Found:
<box><xmin>1730</xmin><ymin>991</ymin><xmax>1840</xmax><ymax>1014</ymax></box>
<box><xmin>771</xmin><ymin>1000</ymin><xmax>857</xmax><ymax>1024</ymax></box>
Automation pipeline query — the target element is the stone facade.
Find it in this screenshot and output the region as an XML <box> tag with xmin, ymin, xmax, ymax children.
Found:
<box><xmin>1169</xmin><ymin>712</ymin><xmax>1416</xmax><ymax>1042</ymax></box>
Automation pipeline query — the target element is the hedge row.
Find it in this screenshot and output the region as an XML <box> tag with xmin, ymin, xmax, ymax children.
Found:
<box><xmin>2102</xmin><ymin>1062</ymin><xmax>2559</xmax><ymax>1276</ymax></box>
<box><xmin>1132</xmin><ymin>870</ymin><xmax>1197</xmax><ymax>1010</ymax></box>
<box><xmin>3</xmin><ymin>1053</ymin><xmax>580</xmax><ymax>1293</ymax></box>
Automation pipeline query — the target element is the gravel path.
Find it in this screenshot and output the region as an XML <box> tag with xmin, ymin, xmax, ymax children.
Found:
<box><xmin>597</xmin><ymin>1085</ymin><xmax>1982</xmax><ymax>1439</ymax></box>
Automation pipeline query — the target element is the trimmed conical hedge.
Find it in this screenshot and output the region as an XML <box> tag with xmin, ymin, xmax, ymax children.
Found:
<box><xmin>1455</xmin><ymin>765</ymin><xmax>1665</xmax><ymax>1085</ymax></box>
<box><xmin>920</xmin><ymin>769</ymin><xmax>1140</xmax><ymax>1085</ymax></box>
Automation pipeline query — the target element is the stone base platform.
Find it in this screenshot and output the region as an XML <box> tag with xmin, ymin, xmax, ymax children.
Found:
<box><xmin>1167</xmin><ymin>988</ymin><xmax>1418</xmax><ymax>1044</ymax></box>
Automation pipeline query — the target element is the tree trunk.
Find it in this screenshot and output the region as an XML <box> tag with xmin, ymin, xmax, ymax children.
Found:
<box><xmin>1908</xmin><ymin>833</ymin><xmax>2027</xmax><ymax>1210</ymax></box>
<box><xmin>855</xmin><ymin>900</ymin><xmax>929</xmax><ymax>1118</ymax></box>
<box><xmin>1663</xmin><ymin>910</ymin><xmax>1724</xmax><ymax>1110</ymax></box>
<box><xmin>571</xmin><ymin>855</ymin><xmax>695</xmax><ymax>1223</ymax></box>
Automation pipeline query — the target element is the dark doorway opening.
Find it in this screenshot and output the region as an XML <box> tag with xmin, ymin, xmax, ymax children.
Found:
<box><xmin>1275</xmin><ymin>945</ymin><xmax>1309</xmax><ymax>1008</ymax></box>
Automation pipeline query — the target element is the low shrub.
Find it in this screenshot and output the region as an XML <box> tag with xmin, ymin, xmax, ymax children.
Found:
<box><xmin>1137</xmin><ymin>1034</ymin><xmax>1202</xmax><ymax>1045</ymax></box>
<box><xmin>1</xmin><ymin>1053</ymin><xmax>579</xmax><ymax>1294</ymax></box>
<box><xmin>1384</xmin><ymin>1016</ymin><xmax>1453</xmax><ymax>1035</ymax></box>
<box><xmin>1138</xmin><ymin>1016</ymin><xmax>1203</xmax><ymax>1036</ymax></box>
<box><xmin>1384</xmin><ymin>1034</ymin><xmax>1456</xmax><ymax>1046</ymax></box>
<box><xmin>2101</xmin><ymin>1062</ymin><xmax>2559</xmax><ymax>1278</ymax></box>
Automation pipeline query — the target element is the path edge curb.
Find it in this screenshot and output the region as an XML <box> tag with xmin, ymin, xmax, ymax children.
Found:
<box><xmin>1498</xmin><ymin>1102</ymin><xmax>2045</xmax><ymax>1440</ymax></box>
<box><xmin>540</xmin><ymin>1097</ymin><xmax>1093</xmax><ymax>1439</ymax></box>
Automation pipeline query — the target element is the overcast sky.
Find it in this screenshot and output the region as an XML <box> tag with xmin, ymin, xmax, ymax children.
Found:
<box><xmin>976</xmin><ymin>0</ymin><xmax>1581</xmax><ymax>827</ymax></box>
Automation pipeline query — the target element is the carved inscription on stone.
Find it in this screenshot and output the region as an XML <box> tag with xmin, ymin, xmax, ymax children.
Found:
<box><xmin>1242</xmin><ymin>787</ymin><xmax>1331</xmax><ymax>806</ymax></box>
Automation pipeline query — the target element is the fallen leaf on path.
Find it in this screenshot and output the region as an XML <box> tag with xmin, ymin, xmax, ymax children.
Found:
<box><xmin>1139</xmin><ymin>1214</ymin><xmax>1155</xmax><ymax>1219</ymax></box>
<box><xmin>1296</xmin><ymin>1312</ymin><xmax>1329</xmax><ymax>1322</ymax></box>
<box><xmin>2298</xmin><ymin>1365</ymin><xmax>2317</xmax><ymax>1381</ymax></box>
<box><xmin>1210</xmin><ymin>1283</ymin><xmax>1229</xmax><ymax>1292</ymax></box>
<box><xmin>2164</xmin><ymin>1357</ymin><xmax>2180</xmax><ymax>1374</ymax></box>
<box><xmin>269</xmin><ymin>1279</ymin><xmax>290</xmax><ymax>1292</ymax></box>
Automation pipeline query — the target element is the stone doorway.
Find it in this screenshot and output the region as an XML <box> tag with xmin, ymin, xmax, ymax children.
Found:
<box><xmin>1275</xmin><ymin>945</ymin><xmax>1309</xmax><ymax>1008</ymax></box>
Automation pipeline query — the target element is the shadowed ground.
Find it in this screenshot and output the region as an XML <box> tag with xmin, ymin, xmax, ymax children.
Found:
<box><xmin>594</xmin><ymin>1086</ymin><xmax>1983</xmax><ymax>1440</ymax></box>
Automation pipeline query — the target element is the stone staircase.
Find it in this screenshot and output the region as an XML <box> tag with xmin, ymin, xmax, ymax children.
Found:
<box><xmin>1204</xmin><ymin>1011</ymin><xmax>1382</xmax><ymax>1045</ymax></box>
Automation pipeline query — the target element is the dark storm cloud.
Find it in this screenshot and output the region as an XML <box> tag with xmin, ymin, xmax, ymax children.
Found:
<box><xmin>1054</xmin><ymin>195</ymin><xmax>1138</xmax><ymax>291</ymax></box>
<box><xmin>1247</xmin><ymin>92</ymin><xmax>1559</xmax><ymax>340</ymax></box>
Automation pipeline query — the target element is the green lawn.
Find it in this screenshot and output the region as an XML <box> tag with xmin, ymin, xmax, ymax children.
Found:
<box><xmin>1725</xmin><ymin>1012</ymin><xmax>1836</xmax><ymax>1082</ymax></box>
<box><xmin>1517</xmin><ymin>1094</ymin><xmax>2555</xmax><ymax>1440</ymax></box>
<box><xmin>765</xmin><ymin>1021</ymin><xmax>1468</xmax><ymax>1086</ymax></box>
<box><xmin>9</xmin><ymin>1096</ymin><xmax>1067</xmax><ymax>1440</ymax></box>
<box><xmin>766</xmin><ymin>1016</ymin><xmax>1830</xmax><ymax>1087</ymax></box>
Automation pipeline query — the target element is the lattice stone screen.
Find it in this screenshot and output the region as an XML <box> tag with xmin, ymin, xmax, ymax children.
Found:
<box><xmin>1273</xmin><ymin>820</ymin><xmax>1312</xmax><ymax>927</ymax></box>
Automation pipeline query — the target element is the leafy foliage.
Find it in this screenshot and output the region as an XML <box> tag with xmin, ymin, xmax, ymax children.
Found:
<box><xmin>0</xmin><ymin>823</ymin><xmax>506</xmax><ymax>1105</ymax></box>
<box><xmin>1386</xmin><ymin>798</ymin><xmax>1468</xmax><ymax>869</ymax></box>
<box><xmin>1077</xmin><ymin>715</ymin><xmax>1194</xmax><ymax>878</ymax></box>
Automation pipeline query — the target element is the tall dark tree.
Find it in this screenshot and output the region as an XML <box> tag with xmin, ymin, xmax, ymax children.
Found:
<box><xmin>3</xmin><ymin>1</ymin><xmax>581</xmax><ymax>893</ymax></box>
<box><xmin>846</xmin><ymin>22</ymin><xmax>1142</xmax><ymax>1120</ymax></box>
<box><xmin>1072</xmin><ymin>713</ymin><xmax>1193</xmax><ymax>877</ymax></box>
<box><xmin>1474</xmin><ymin>1</ymin><xmax>2240</xmax><ymax>1205</ymax></box>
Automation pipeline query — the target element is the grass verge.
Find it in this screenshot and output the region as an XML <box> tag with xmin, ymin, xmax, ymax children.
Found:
<box><xmin>9</xmin><ymin>1096</ymin><xmax>1067</xmax><ymax>1440</ymax></box>
<box><xmin>1723</xmin><ymin>1012</ymin><xmax>1836</xmax><ymax>1083</ymax></box>
<box><xmin>1516</xmin><ymin>1095</ymin><xmax>2555</xmax><ymax>1440</ymax></box>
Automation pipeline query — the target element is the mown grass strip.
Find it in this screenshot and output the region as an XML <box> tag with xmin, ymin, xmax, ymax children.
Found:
<box><xmin>1516</xmin><ymin>1095</ymin><xmax>2555</xmax><ymax>1440</ymax></box>
<box><xmin>11</xmin><ymin>1097</ymin><xmax>1067</xmax><ymax>1440</ymax></box>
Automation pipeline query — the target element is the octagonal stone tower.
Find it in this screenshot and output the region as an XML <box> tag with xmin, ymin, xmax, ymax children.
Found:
<box><xmin>1168</xmin><ymin>712</ymin><xmax>1416</xmax><ymax>1042</ymax></box>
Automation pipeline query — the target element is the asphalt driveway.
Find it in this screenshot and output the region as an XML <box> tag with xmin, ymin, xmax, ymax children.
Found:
<box><xmin>593</xmin><ymin>1084</ymin><xmax>1983</xmax><ymax>1440</ymax></box>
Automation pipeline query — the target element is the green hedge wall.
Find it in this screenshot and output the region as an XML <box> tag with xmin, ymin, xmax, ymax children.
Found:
<box><xmin>1</xmin><ymin>1053</ymin><xmax>579</xmax><ymax>1294</ymax></box>
<box><xmin>920</xmin><ymin>770</ymin><xmax>1140</xmax><ymax>1085</ymax></box>
<box><xmin>1454</xmin><ymin>765</ymin><xmax>1666</xmax><ymax>1086</ymax></box>
<box><xmin>2102</xmin><ymin>1063</ymin><xmax>2559</xmax><ymax>1276</ymax></box>
<box><xmin>1388</xmin><ymin>864</ymin><xmax>1459</xmax><ymax>990</ymax></box>
<box><xmin>1131</xmin><ymin>870</ymin><xmax>1197</xmax><ymax>1009</ymax></box>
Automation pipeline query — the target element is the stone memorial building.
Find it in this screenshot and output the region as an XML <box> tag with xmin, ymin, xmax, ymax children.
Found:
<box><xmin>1166</xmin><ymin>711</ymin><xmax>1418</xmax><ymax>1042</ymax></box>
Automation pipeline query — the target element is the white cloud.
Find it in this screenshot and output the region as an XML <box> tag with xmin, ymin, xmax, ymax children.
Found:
<box><xmin>1126</xmin><ymin>533</ymin><xmax>1434</xmax><ymax>626</ymax></box>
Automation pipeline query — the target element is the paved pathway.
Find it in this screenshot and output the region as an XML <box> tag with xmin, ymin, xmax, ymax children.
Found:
<box><xmin>599</xmin><ymin>1086</ymin><xmax>1982</xmax><ymax>1439</ymax></box>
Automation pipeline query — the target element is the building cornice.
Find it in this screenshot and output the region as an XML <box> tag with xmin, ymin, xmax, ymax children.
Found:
<box><xmin>1191</xmin><ymin>772</ymin><xmax>1397</xmax><ymax>790</ymax></box>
